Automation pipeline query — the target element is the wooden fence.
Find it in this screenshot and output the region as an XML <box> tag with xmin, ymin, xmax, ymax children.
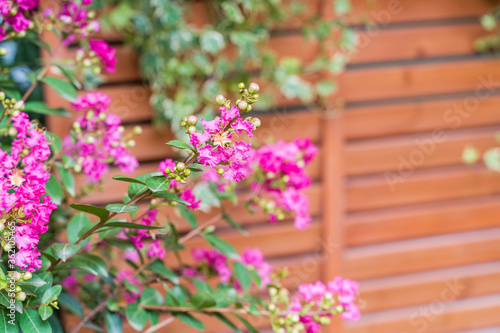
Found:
<box><xmin>45</xmin><ymin>0</ymin><xmax>500</xmax><ymax>332</ymax></box>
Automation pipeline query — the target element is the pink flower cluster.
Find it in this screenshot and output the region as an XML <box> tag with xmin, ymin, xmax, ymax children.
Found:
<box><xmin>0</xmin><ymin>111</ymin><xmax>57</xmax><ymax>272</ymax></box>
<box><xmin>189</xmin><ymin>105</ymin><xmax>257</xmax><ymax>182</ymax></box>
<box><xmin>251</xmin><ymin>138</ymin><xmax>318</xmax><ymax>230</ymax></box>
<box><xmin>64</xmin><ymin>92</ymin><xmax>138</xmax><ymax>183</ymax></box>
<box><xmin>116</xmin><ymin>270</ymin><xmax>142</xmax><ymax>303</ymax></box>
<box><xmin>287</xmin><ymin>278</ymin><xmax>360</xmax><ymax>332</ymax></box>
<box><xmin>189</xmin><ymin>247</ymin><xmax>271</xmax><ymax>289</ymax></box>
<box><xmin>0</xmin><ymin>0</ymin><xmax>39</xmax><ymax>41</ymax></box>
<box><xmin>128</xmin><ymin>209</ymin><xmax>166</xmax><ymax>260</ymax></box>
<box><xmin>89</xmin><ymin>39</ymin><xmax>117</xmax><ymax>73</ymax></box>
<box><xmin>54</xmin><ymin>0</ymin><xmax>99</xmax><ymax>45</ymax></box>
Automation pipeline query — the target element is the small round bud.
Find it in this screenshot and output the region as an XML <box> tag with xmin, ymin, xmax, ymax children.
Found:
<box><xmin>88</xmin><ymin>10</ymin><xmax>96</xmax><ymax>19</ymax></box>
<box><xmin>268</xmin><ymin>304</ymin><xmax>276</xmax><ymax>312</ymax></box>
<box><xmin>204</xmin><ymin>226</ymin><xmax>215</xmax><ymax>233</ymax></box>
<box><xmin>253</xmin><ymin>94</ymin><xmax>260</xmax><ymax>100</ymax></box>
<box><xmin>83</xmin><ymin>59</ymin><xmax>92</xmax><ymax>67</ymax></box>
<box><xmin>86</xmin><ymin>136</ymin><xmax>95</xmax><ymax>144</ymax></box>
<box><xmin>187</xmin><ymin>126</ymin><xmax>197</xmax><ymax>133</ymax></box>
<box><xmin>14</xmin><ymin>101</ymin><xmax>24</xmax><ymax>110</ymax></box>
<box><xmin>14</xmin><ymin>286</ymin><xmax>21</xmax><ymax>293</ymax></box>
<box><xmin>269</xmin><ymin>287</ymin><xmax>278</xmax><ymax>296</ymax></box>
<box><xmin>175</xmin><ymin>175</ymin><xmax>182</xmax><ymax>182</ymax></box>
<box><xmin>248</xmin><ymin>82</ymin><xmax>260</xmax><ymax>94</ymax></box>
<box><xmin>238</xmin><ymin>82</ymin><xmax>245</xmax><ymax>89</ymax></box>
<box><xmin>0</xmin><ymin>223</ymin><xmax>4</xmax><ymax>233</ymax></box>
<box><xmin>319</xmin><ymin>317</ymin><xmax>331</xmax><ymax>325</ymax></box>
<box><xmin>15</xmin><ymin>292</ymin><xmax>26</xmax><ymax>302</ymax></box>
<box><xmin>217</xmin><ymin>168</ymin><xmax>225</xmax><ymax>175</ymax></box>
<box><xmin>126</xmin><ymin>140</ymin><xmax>136</xmax><ymax>148</ymax></box>
<box><xmin>97</xmin><ymin>112</ymin><xmax>106</xmax><ymax>121</ymax></box>
<box><xmin>187</xmin><ymin>115</ymin><xmax>198</xmax><ymax>126</ymax></box>
<box><xmin>176</xmin><ymin>162</ymin><xmax>186</xmax><ymax>172</ymax></box>
<box><xmin>165</xmin><ymin>168</ymin><xmax>172</xmax><ymax>175</ymax></box>
<box><xmin>180</xmin><ymin>121</ymin><xmax>186</xmax><ymax>127</ymax></box>
<box><xmin>22</xmin><ymin>272</ymin><xmax>32</xmax><ymax>281</ymax></box>
<box><xmin>22</xmin><ymin>148</ymin><xmax>29</xmax><ymax>155</ymax></box>
<box><xmin>133</xmin><ymin>126</ymin><xmax>142</xmax><ymax>135</ymax></box>
<box><xmin>8</xmin><ymin>127</ymin><xmax>17</xmax><ymax>136</ymax></box>
<box><xmin>277</xmin><ymin>212</ymin><xmax>285</xmax><ymax>221</ymax></box>
<box><xmin>183</xmin><ymin>116</ymin><xmax>188</xmax><ymax>123</ymax></box>
<box><xmin>215</xmin><ymin>94</ymin><xmax>226</xmax><ymax>106</ymax></box>
<box><xmin>0</xmin><ymin>48</ymin><xmax>6</xmax><ymax>57</ymax></box>
<box><xmin>0</xmin><ymin>91</ymin><xmax>4</xmax><ymax>100</ymax></box>
<box><xmin>246</xmin><ymin>105</ymin><xmax>252</xmax><ymax>112</ymax></box>
<box><xmin>237</xmin><ymin>100</ymin><xmax>248</xmax><ymax>111</ymax></box>
<box><xmin>12</xmin><ymin>110</ymin><xmax>20</xmax><ymax>117</ymax></box>
<box><xmin>291</xmin><ymin>314</ymin><xmax>300</xmax><ymax>323</ymax></box>
<box><xmin>183</xmin><ymin>169</ymin><xmax>191</xmax><ymax>177</ymax></box>
<box><xmin>92</xmin><ymin>66</ymin><xmax>101</xmax><ymax>75</ymax></box>
<box><xmin>11</xmin><ymin>272</ymin><xmax>21</xmax><ymax>281</ymax></box>
<box><xmin>74</xmin><ymin>164</ymin><xmax>82</xmax><ymax>173</ymax></box>
<box><xmin>118</xmin><ymin>126</ymin><xmax>125</xmax><ymax>133</ymax></box>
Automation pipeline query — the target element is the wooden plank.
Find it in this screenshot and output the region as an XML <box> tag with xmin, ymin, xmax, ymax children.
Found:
<box><xmin>346</xmin><ymin>195</ymin><xmax>500</xmax><ymax>246</ymax></box>
<box><xmin>338</xmin><ymin>59</ymin><xmax>500</xmax><ymax>103</ymax></box>
<box><xmin>344</xmin><ymin>95</ymin><xmax>500</xmax><ymax>140</ymax></box>
<box><xmin>326</xmin><ymin>0</ymin><xmax>494</xmax><ymax>24</ymax></box>
<box><xmin>359</xmin><ymin>262</ymin><xmax>500</xmax><ymax>313</ymax></box>
<box><xmin>345</xmin><ymin>127</ymin><xmax>500</xmax><ymax>176</ymax></box>
<box><xmin>345</xmin><ymin>228</ymin><xmax>500</xmax><ymax>280</ymax></box>
<box><xmin>346</xmin><ymin>166</ymin><xmax>500</xmax><ymax>212</ymax></box>
<box><xmin>352</xmin><ymin>23</ymin><xmax>485</xmax><ymax>64</ymax></box>
<box><xmin>345</xmin><ymin>294</ymin><xmax>500</xmax><ymax>333</ymax></box>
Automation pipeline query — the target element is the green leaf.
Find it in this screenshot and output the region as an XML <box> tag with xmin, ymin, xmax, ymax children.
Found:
<box><xmin>18</xmin><ymin>274</ymin><xmax>47</xmax><ymax>288</ymax></box>
<box><xmin>148</xmin><ymin>260</ymin><xmax>179</xmax><ymax>284</ymax></box>
<box><xmin>56</xmin><ymin>164</ymin><xmax>75</xmax><ymax>196</ymax></box>
<box><xmin>48</xmin><ymin>315</ymin><xmax>64</xmax><ymax>333</ymax></box>
<box><xmin>166</xmin><ymin>140</ymin><xmax>194</xmax><ymax>151</ymax></box>
<box><xmin>214</xmin><ymin>313</ymin><xmax>242</xmax><ymax>333</ymax></box>
<box><xmin>104</xmin><ymin>222</ymin><xmax>162</xmax><ymax>230</ymax></box>
<box><xmin>20</xmin><ymin>309</ymin><xmax>51</xmax><ymax>333</ymax></box>
<box><xmin>223</xmin><ymin>214</ymin><xmax>247</xmax><ymax>236</ymax></box>
<box><xmin>45</xmin><ymin>132</ymin><xmax>62</xmax><ymax>155</ymax></box>
<box><xmin>145</xmin><ymin>176</ymin><xmax>171</xmax><ymax>192</ymax></box>
<box><xmin>178</xmin><ymin>205</ymin><xmax>197</xmax><ymax>228</ymax></box>
<box><xmin>192</xmin><ymin>278</ymin><xmax>213</xmax><ymax>293</ymax></box>
<box><xmin>0</xmin><ymin>291</ymin><xmax>11</xmax><ymax>308</ymax></box>
<box><xmin>70</xmin><ymin>253</ymin><xmax>111</xmax><ymax>283</ymax></box>
<box><xmin>104</xmin><ymin>311</ymin><xmax>123</xmax><ymax>333</ymax></box>
<box><xmin>38</xmin><ymin>305</ymin><xmax>53</xmax><ymax>321</ymax></box>
<box><xmin>58</xmin><ymin>292</ymin><xmax>84</xmax><ymax>318</ymax></box>
<box><xmin>128</xmin><ymin>173</ymin><xmax>160</xmax><ymax>199</ymax></box>
<box><xmin>234</xmin><ymin>313</ymin><xmax>259</xmax><ymax>333</ymax></box>
<box><xmin>67</xmin><ymin>213</ymin><xmax>92</xmax><ymax>244</ymax></box>
<box><xmin>45</xmin><ymin>174</ymin><xmax>63</xmax><ymax>205</ymax></box>
<box><xmin>200</xmin><ymin>30</ymin><xmax>226</xmax><ymax>55</ymax></box>
<box><xmin>334</xmin><ymin>0</ymin><xmax>351</xmax><ymax>15</ymax></box>
<box><xmin>126</xmin><ymin>303</ymin><xmax>147</xmax><ymax>331</ymax></box>
<box><xmin>152</xmin><ymin>191</ymin><xmax>189</xmax><ymax>205</ymax></box>
<box><xmin>70</xmin><ymin>204</ymin><xmax>110</xmax><ymax>221</ymax></box>
<box><xmin>203</xmin><ymin>234</ymin><xmax>238</xmax><ymax>259</ymax></box>
<box><xmin>24</xmin><ymin>101</ymin><xmax>70</xmax><ymax>117</ymax></box>
<box><xmin>190</xmin><ymin>292</ymin><xmax>216</xmax><ymax>309</ymax></box>
<box><xmin>0</xmin><ymin>308</ymin><xmax>18</xmax><ymax>333</ymax></box>
<box><xmin>316</xmin><ymin>80</ymin><xmax>337</xmax><ymax>97</ymax></box>
<box><xmin>42</xmin><ymin>285</ymin><xmax>62</xmax><ymax>304</ymax></box>
<box><xmin>105</xmin><ymin>203</ymin><xmax>140</xmax><ymax>214</ymax></box>
<box><xmin>51</xmin><ymin>243</ymin><xmax>82</xmax><ymax>262</ymax></box>
<box><xmin>233</xmin><ymin>262</ymin><xmax>251</xmax><ymax>291</ymax></box>
<box><xmin>41</xmin><ymin>76</ymin><xmax>77</xmax><ymax>102</ymax></box>
<box><xmin>140</xmin><ymin>288</ymin><xmax>163</xmax><ymax>306</ymax></box>
<box><xmin>112</xmin><ymin>176</ymin><xmax>146</xmax><ymax>185</ymax></box>
<box><xmin>248</xmin><ymin>304</ymin><xmax>260</xmax><ymax>316</ymax></box>
<box><xmin>57</xmin><ymin>65</ymin><xmax>82</xmax><ymax>89</ymax></box>
<box><xmin>174</xmin><ymin>312</ymin><xmax>205</xmax><ymax>331</ymax></box>
<box><xmin>124</xmin><ymin>280</ymin><xmax>139</xmax><ymax>294</ymax></box>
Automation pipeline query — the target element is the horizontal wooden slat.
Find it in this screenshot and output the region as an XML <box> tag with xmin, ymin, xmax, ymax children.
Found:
<box><xmin>346</xmin><ymin>166</ymin><xmax>500</xmax><ymax>212</ymax></box>
<box><xmin>339</xmin><ymin>58</ymin><xmax>500</xmax><ymax>103</ymax></box>
<box><xmin>352</xmin><ymin>23</ymin><xmax>484</xmax><ymax>64</ymax></box>
<box><xmin>346</xmin><ymin>195</ymin><xmax>500</xmax><ymax>246</ymax></box>
<box><xmin>346</xmin><ymin>294</ymin><xmax>500</xmax><ymax>333</ymax></box>
<box><xmin>345</xmin><ymin>228</ymin><xmax>500</xmax><ymax>280</ymax></box>
<box><xmin>345</xmin><ymin>127</ymin><xmax>500</xmax><ymax>176</ymax></box>
<box><xmin>359</xmin><ymin>261</ymin><xmax>500</xmax><ymax>313</ymax></box>
<box><xmin>345</xmin><ymin>95</ymin><xmax>500</xmax><ymax>140</ymax></box>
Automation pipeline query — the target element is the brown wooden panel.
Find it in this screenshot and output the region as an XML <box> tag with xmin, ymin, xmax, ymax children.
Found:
<box><xmin>352</xmin><ymin>23</ymin><xmax>484</xmax><ymax>64</ymax></box>
<box><xmin>359</xmin><ymin>262</ymin><xmax>500</xmax><ymax>313</ymax></box>
<box><xmin>345</xmin><ymin>228</ymin><xmax>500</xmax><ymax>280</ymax></box>
<box><xmin>338</xmin><ymin>59</ymin><xmax>500</xmax><ymax>103</ymax></box>
<box><xmin>346</xmin><ymin>166</ymin><xmax>500</xmax><ymax>212</ymax></box>
<box><xmin>344</xmin><ymin>95</ymin><xmax>500</xmax><ymax>140</ymax></box>
<box><xmin>345</xmin><ymin>127</ymin><xmax>500</xmax><ymax>176</ymax></box>
<box><xmin>345</xmin><ymin>294</ymin><xmax>500</xmax><ymax>333</ymax></box>
<box><xmin>346</xmin><ymin>195</ymin><xmax>500</xmax><ymax>246</ymax></box>
<box><xmin>328</xmin><ymin>0</ymin><xmax>494</xmax><ymax>23</ymax></box>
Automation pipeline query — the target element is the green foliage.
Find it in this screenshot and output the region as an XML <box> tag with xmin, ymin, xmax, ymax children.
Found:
<box><xmin>94</xmin><ymin>0</ymin><xmax>357</xmax><ymax>134</ymax></box>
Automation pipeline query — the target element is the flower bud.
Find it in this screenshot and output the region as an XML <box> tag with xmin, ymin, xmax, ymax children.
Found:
<box><xmin>176</xmin><ymin>162</ymin><xmax>186</xmax><ymax>172</ymax></box>
<box><xmin>237</xmin><ymin>100</ymin><xmax>248</xmax><ymax>111</ymax></box>
<box><xmin>92</xmin><ymin>66</ymin><xmax>101</xmax><ymax>75</ymax></box>
<box><xmin>246</xmin><ymin>105</ymin><xmax>252</xmax><ymax>112</ymax></box>
<box><xmin>252</xmin><ymin>117</ymin><xmax>261</xmax><ymax>128</ymax></box>
<box><xmin>97</xmin><ymin>112</ymin><xmax>106</xmax><ymax>121</ymax></box>
<box><xmin>8</xmin><ymin>127</ymin><xmax>17</xmax><ymax>136</ymax></box>
<box><xmin>183</xmin><ymin>169</ymin><xmax>191</xmax><ymax>177</ymax></box>
<box><xmin>14</xmin><ymin>101</ymin><xmax>24</xmax><ymax>110</ymax></box>
<box><xmin>22</xmin><ymin>272</ymin><xmax>32</xmax><ymax>281</ymax></box>
<box><xmin>83</xmin><ymin>59</ymin><xmax>92</xmax><ymax>67</ymax></box>
<box><xmin>126</xmin><ymin>140</ymin><xmax>136</xmax><ymax>147</ymax></box>
<box><xmin>204</xmin><ymin>226</ymin><xmax>215</xmax><ymax>233</ymax></box>
<box><xmin>187</xmin><ymin>126</ymin><xmax>197</xmax><ymax>133</ymax></box>
<box><xmin>11</xmin><ymin>272</ymin><xmax>21</xmax><ymax>281</ymax></box>
<box><xmin>215</xmin><ymin>94</ymin><xmax>226</xmax><ymax>106</ymax></box>
<box><xmin>88</xmin><ymin>10</ymin><xmax>96</xmax><ymax>19</ymax></box>
<box><xmin>268</xmin><ymin>304</ymin><xmax>276</xmax><ymax>312</ymax></box>
<box><xmin>0</xmin><ymin>91</ymin><xmax>4</xmax><ymax>100</ymax></box>
<box><xmin>248</xmin><ymin>82</ymin><xmax>260</xmax><ymax>94</ymax></box>
<box><xmin>0</xmin><ymin>48</ymin><xmax>6</xmax><ymax>57</ymax></box>
<box><xmin>14</xmin><ymin>286</ymin><xmax>21</xmax><ymax>293</ymax></box>
<box><xmin>118</xmin><ymin>126</ymin><xmax>125</xmax><ymax>133</ymax></box>
<box><xmin>180</xmin><ymin>121</ymin><xmax>186</xmax><ymax>127</ymax></box>
<box><xmin>74</xmin><ymin>164</ymin><xmax>82</xmax><ymax>173</ymax></box>
<box><xmin>269</xmin><ymin>287</ymin><xmax>277</xmax><ymax>296</ymax></box>
<box><xmin>17</xmin><ymin>30</ymin><xmax>26</xmax><ymax>38</ymax></box>
<box><xmin>187</xmin><ymin>115</ymin><xmax>198</xmax><ymax>126</ymax></box>
<box><xmin>165</xmin><ymin>168</ymin><xmax>172</xmax><ymax>175</ymax></box>
<box><xmin>0</xmin><ymin>222</ymin><xmax>4</xmax><ymax>233</ymax></box>
<box><xmin>133</xmin><ymin>126</ymin><xmax>142</xmax><ymax>135</ymax></box>
<box><xmin>238</xmin><ymin>82</ymin><xmax>245</xmax><ymax>89</ymax></box>
<box><xmin>12</xmin><ymin>110</ymin><xmax>20</xmax><ymax>117</ymax></box>
<box><xmin>217</xmin><ymin>168</ymin><xmax>225</xmax><ymax>175</ymax></box>
<box><xmin>15</xmin><ymin>292</ymin><xmax>26</xmax><ymax>302</ymax></box>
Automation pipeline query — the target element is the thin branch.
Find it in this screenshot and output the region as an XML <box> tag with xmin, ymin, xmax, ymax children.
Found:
<box><xmin>142</xmin><ymin>316</ymin><xmax>175</xmax><ymax>333</ymax></box>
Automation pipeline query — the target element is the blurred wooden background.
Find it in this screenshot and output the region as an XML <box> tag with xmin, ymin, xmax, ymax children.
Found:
<box><xmin>45</xmin><ymin>0</ymin><xmax>500</xmax><ymax>332</ymax></box>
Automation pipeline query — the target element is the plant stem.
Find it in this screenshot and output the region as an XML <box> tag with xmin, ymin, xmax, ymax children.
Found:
<box><xmin>22</xmin><ymin>41</ymin><xmax>64</xmax><ymax>102</ymax></box>
<box><xmin>47</xmin><ymin>190</ymin><xmax>152</xmax><ymax>272</ymax></box>
<box><xmin>142</xmin><ymin>316</ymin><xmax>175</xmax><ymax>333</ymax></box>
